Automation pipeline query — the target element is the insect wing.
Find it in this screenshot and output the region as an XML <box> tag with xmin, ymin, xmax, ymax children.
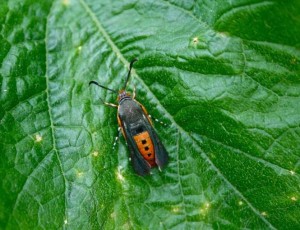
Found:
<box><xmin>136</xmin><ymin>114</ymin><xmax>169</xmax><ymax>168</ymax></box>
<box><xmin>149</xmin><ymin>126</ymin><xmax>168</xmax><ymax>168</ymax></box>
<box><xmin>137</xmin><ymin>101</ymin><xmax>168</xmax><ymax>168</ymax></box>
<box><xmin>141</xmin><ymin>119</ymin><xmax>168</xmax><ymax>168</ymax></box>
<box><xmin>128</xmin><ymin>143</ymin><xmax>151</xmax><ymax>176</ymax></box>
<box><xmin>122</xmin><ymin>121</ymin><xmax>151</xmax><ymax>176</ymax></box>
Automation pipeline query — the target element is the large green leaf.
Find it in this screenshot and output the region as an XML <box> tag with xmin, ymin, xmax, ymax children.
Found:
<box><xmin>1</xmin><ymin>0</ymin><xmax>300</xmax><ymax>229</ymax></box>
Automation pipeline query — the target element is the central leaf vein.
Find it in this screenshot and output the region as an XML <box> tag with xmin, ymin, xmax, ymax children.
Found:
<box><xmin>45</xmin><ymin>0</ymin><xmax>68</xmax><ymax>228</ymax></box>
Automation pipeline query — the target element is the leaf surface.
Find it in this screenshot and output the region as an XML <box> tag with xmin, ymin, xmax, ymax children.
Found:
<box><xmin>1</xmin><ymin>0</ymin><xmax>300</xmax><ymax>229</ymax></box>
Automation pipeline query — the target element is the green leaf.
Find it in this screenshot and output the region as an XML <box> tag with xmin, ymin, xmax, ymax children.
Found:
<box><xmin>1</xmin><ymin>0</ymin><xmax>300</xmax><ymax>229</ymax></box>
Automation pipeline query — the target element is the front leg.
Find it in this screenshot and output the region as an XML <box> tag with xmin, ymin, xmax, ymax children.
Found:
<box><xmin>104</xmin><ymin>102</ymin><xmax>118</xmax><ymax>108</ymax></box>
<box><xmin>117</xmin><ymin>115</ymin><xmax>127</xmax><ymax>139</ymax></box>
<box><xmin>99</xmin><ymin>96</ymin><xmax>118</xmax><ymax>108</ymax></box>
<box><xmin>132</xmin><ymin>85</ymin><xmax>136</xmax><ymax>99</ymax></box>
<box><xmin>113</xmin><ymin>127</ymin><xmax>121</xmax><ymax>149</ymax></box>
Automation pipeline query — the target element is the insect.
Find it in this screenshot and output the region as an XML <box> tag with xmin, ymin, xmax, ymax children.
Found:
<box><xmin>89</xmin><ymin>59</ymin><xmax>168</xmax><ymax>176</ymax></box>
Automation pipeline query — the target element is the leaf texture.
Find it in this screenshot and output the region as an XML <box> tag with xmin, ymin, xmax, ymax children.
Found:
<box><xmin>1</xmin><ymin>0</ymin><xmax>300</xmax><ymax>229</ymax></box>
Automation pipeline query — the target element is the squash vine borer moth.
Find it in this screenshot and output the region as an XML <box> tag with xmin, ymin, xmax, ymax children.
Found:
<box><xmin>89</xmin><ymin>59</ymin><xmax>168</xmax><ymax>176</ymax></box>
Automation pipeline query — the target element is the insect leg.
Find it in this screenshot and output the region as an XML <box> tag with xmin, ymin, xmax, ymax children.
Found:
<box><xmin>117</xmin><ymin>115</ymin><xmax>127</xmax><ymax>139</ymax></box>
<box><xmin>89</xmin><ymin>80</ymin><xmax>118</xmax><ymax>107</ymax></box>
<box><xmin>148</xmin><ymin>114</ymin><xmax>168</xmax><ymax>127</ymax></box>
<box><xmin>137</xmin><ymin>101</ymin><xmax>168</xmax><ymax>126</ymax></box>
<box><xmin>136</xmin><ymin>101</ymin><xmax>153</xmax><ymax>125</ymax></box>
<box><xmin>113</xmin><ymin>127</ymin><xmax>121</xmax><ymax>149</ymax></box>
<box><xmin>104</xmin><ymin>102</ymin><xmax>118</xmax><ymax>108</ymax></box>
<box><xmin>98</xmin><ymin>96</ymin><xmax>118</xmax><ymax>108</ymax></box>
<box><xmin>132</xmin><ymin>85</ymin><xmax>136</xmax><ymax>99</ymax></box>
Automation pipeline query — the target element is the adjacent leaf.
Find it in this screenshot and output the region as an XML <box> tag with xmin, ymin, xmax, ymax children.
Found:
<box><xmin>1</xmin><ymin>0</ymin><xmax>300</xmax><ymax>229</ymax></box>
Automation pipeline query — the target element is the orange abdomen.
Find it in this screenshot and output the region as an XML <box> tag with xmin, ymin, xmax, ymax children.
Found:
<box><xmin>133</xmin><ymin>131</ymin><xmax>156</xmax><ymax>166</ymax></box>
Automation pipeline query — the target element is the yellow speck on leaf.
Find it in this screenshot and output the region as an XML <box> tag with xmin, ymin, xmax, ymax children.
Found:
<box><xmin>35</xmin><ymin>134</ymin><xmax>42</xmax><ymax>142</ymax></box>
<box><xmin>116</xmin><ymin>168</ymin><xmax>125</xmax><ymax>182</ymax></box>
<box><xmin>77</xmin><ymin>171</ymin><xmax>84</xmax><ymax>177</ymax></box>
<box><xmin>193</xmin><ymin>37</ymin><xmax>199</xmax><ymax>44</ymax></box>
<box><xmin>92</xmin><ymin>151</ymin><xmax>99</xmax><ymax>157</ymax></box>
<box><xmin>172</xmin><ymin>206</ymin><xmax>180</xmax><ymax>213</ymax></box>
<box><xmin>290</xmin><ymin>170</ymin><xmax>295</xmax><ymax>175</ymax></box>
<box><xmin>261</xmin><ymin>211</ymin><xmax>267</xmax><ymax>216</ymax></box>
<box><xmin>62</xmin><ymin>0</ymin><xmax>70</xmax><ymax>6</ymax></box>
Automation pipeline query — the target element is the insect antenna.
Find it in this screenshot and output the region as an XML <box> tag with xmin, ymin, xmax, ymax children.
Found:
<box><xmin>89</xmin><ymin>80</ymin><xmax>119</xmax><ymax>106</ymax></box>
<box><xmin>89</xmin><ymin>80</ymin><xmax>118</xmax><ymax>94</ymax></box>
<box><xmin>123</xmin><ymin>58</ymin><xmax>138</xmax><ymax>90</ymax></box>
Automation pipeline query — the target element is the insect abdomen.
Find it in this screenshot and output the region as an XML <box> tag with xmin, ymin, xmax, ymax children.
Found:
<box><xmin>133</xmin><ymin>131</ymin><xmax>156</xmax><ymax>166</ymax></box>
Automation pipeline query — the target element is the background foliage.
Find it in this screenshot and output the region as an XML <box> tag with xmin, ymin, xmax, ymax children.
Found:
<box><xmin>1</xmin><ymin>0</ymin><xmax>300</xmax><ymax>229</ymax></box>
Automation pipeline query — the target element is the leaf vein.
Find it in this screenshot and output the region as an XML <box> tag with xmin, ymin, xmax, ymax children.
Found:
<box><xmin>214</xmin><ymin>1</ymin><xmax>275</xmax><ymax>27</ymax></box>
<box><xmin>175</xmin><ymin>130</ymin><xmax>188</xmax><ymax>223</ymax></box>
<box><xmin>7</xmin><ymin>151</ymin><xmax>55</xmax><ymax>227</ymax></box>
<box><xmin>45</xmin><ymin>1</ymin><xmax>68</xmax><ymax>228</ymax></box>
<box><xmin>191</xmin><ymin>135</ymin><xmax>277</xmax><ymax>230</ymax></box>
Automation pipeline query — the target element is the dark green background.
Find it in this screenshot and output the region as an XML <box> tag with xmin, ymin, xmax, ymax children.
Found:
<box><xmin>1</xmin><ymin>0</ymin><xmax>300</xmax><ymax>229</ymax></box>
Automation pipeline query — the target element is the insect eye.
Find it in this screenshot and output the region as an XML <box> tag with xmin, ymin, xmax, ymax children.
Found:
<box><xmin>142</xmin><ymin>140</ymin><xmax>147</xmax><ymax>144</ymax></box>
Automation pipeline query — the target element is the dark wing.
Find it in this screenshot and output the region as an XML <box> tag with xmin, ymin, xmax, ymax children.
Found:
<box><xmin>149</xmin><ymin>126</ymin><xmax>168</xmax><ymax>168</ymax></box>
<box><xmin>127</xmin><ymin>142</ymin><xmax>151</xmax><ymax>176</ymax></box>
<box><xmin>137</xmin><ymin>102</ymin><xmax>169</xmax><ymax>169</ymax></box>
<box><xmin>122</xmin><ymin>121</ymin><xmax>151</xmax><ymax>176</ymax></box>
<box><xmin>138</xmin><ymin>114</ymin><xmax>168</xmax><ymax>169</ymax></box>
